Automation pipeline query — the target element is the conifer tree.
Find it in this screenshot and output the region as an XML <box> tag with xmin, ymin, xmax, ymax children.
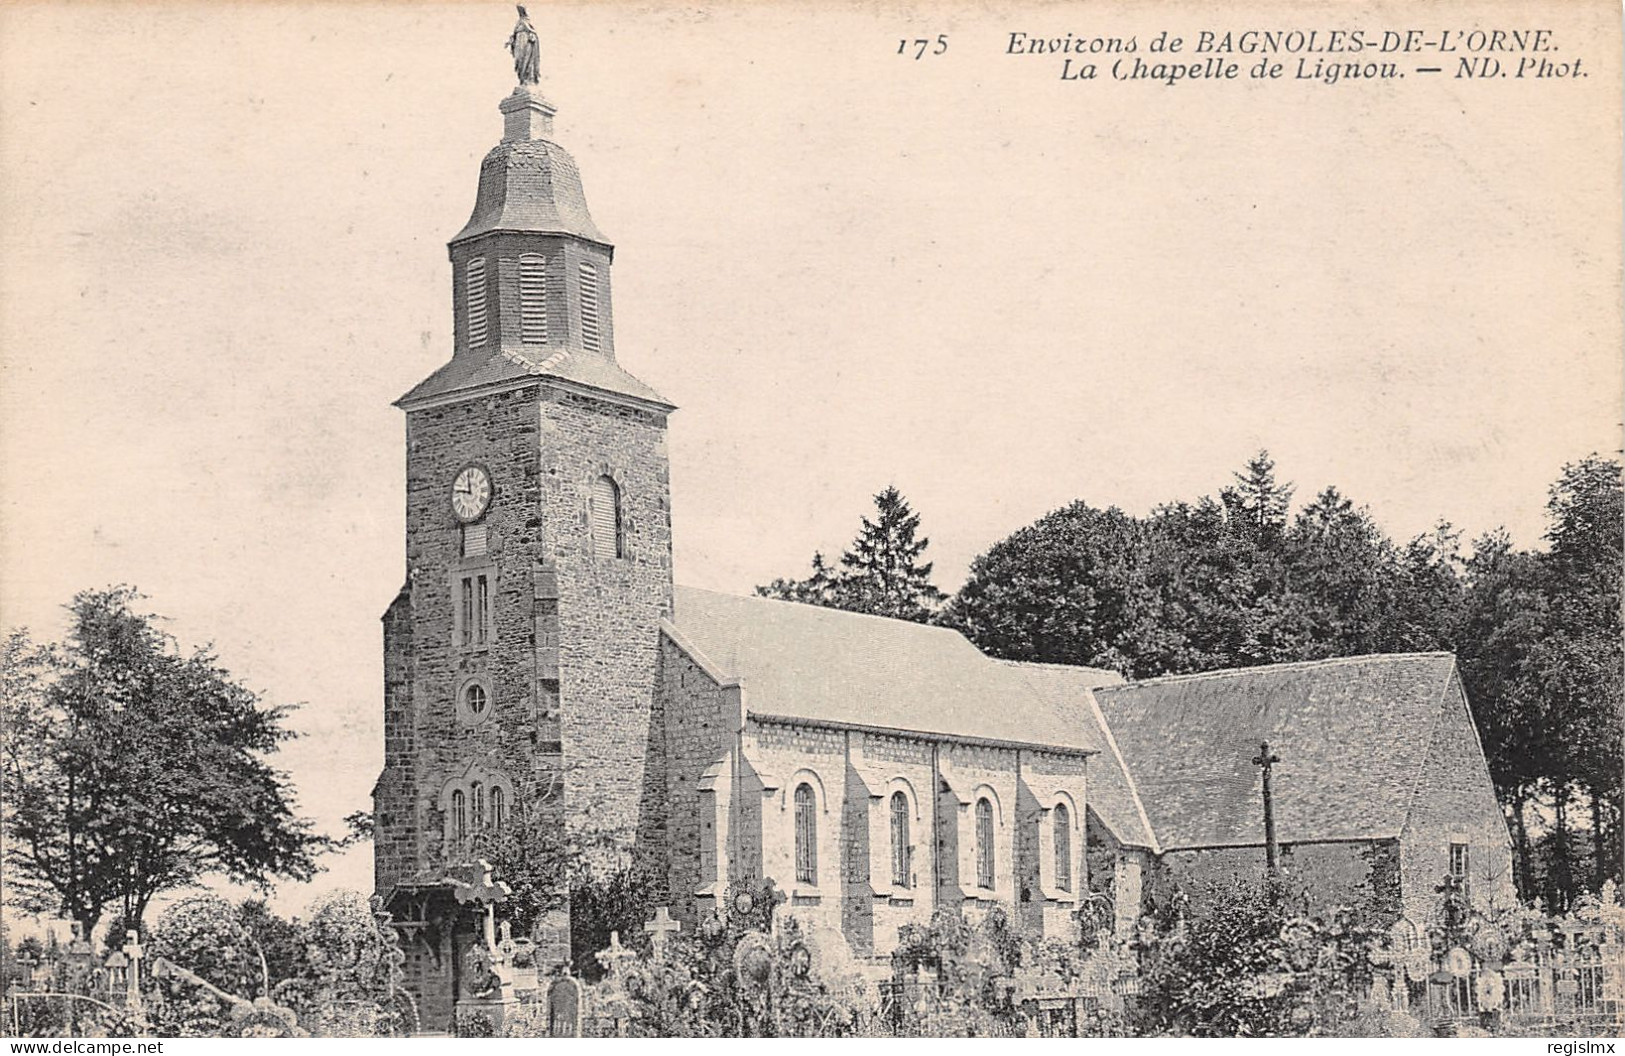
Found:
<box><xmin>1223</xmin><ymin>450</ymin><xmax>1295</xmax><ymax>541</ymax></box>
<box><xmin>756</xmin><ymin>487</ymin><xmax>946</xmax><ymax>623</ymax></box>
<box><xmin>836</xmin><ymin>486</ymin><xmax>948</xmax><ymax>622</ymax></box>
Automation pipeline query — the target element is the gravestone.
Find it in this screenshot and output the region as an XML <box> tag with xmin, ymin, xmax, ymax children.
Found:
<box><xmin>643</xmin><ymin>907</ymin><xmax>681</xmax><ymax>960</ymax></box>
<box><xmin>547</xmin><ymin>976</ymin><xmax>583</xmax><ymax>1038</ymax></box>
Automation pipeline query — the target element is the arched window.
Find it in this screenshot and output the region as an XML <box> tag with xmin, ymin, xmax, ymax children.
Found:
<box><xmin>1054</xmin><ymin>802</ymin><xmax>1073</xmax><ymax>893</ymax></box>
<box><xmin>470</xmin><ymin>782</ymin><xmax>485</xmax><ymax>831</ymax></box>
<box><xmin>490</xmin><ymin>786</ymin><xmax>506</xmax><ymax>831</ymax></box>
<box><xmin>579</xmin><ymin>261</ymin><xmax>601</xmax><ymax>353</ymax></box>
<box><xmin>794</xmin><ymin>783</ymin><xmax>818</xmax><ymax>885</ymax></box>
<box><xmin>466</xmin><ymin>258</ymin><xmax>489</xmax><ymax>347</ymax></box>
<box><xmin>890</xmin><ymin>791</ymin><xmax>912</xmax><ymax>889</ymax></box>
<box><xmin>518</xmin><ymin>254</ymin><xmax>547</xmax><ymax>343</ymax></box>
<box><xmin>451</xmin><ymin>789</ymin><xmax>467</xmax><ymax>843</ymax></box>
<box><xmin>591</xmin><ymin>476</ymin><xmax>623</xmax><ymax>559</ymax></box>
<box><xmin>975</xmin><ymin>797</ymin><xmax>995</xmax><ymax>890</ymax></box>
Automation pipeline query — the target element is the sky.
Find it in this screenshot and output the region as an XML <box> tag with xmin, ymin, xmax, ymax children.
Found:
<box><xmin>1</xmin><ymin>1</ymin><xmax>1619</xmax><ymax>917</ymax></box>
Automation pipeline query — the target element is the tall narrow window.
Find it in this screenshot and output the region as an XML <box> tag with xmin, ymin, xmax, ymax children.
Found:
<box><xmin>466</xmin><ymin>258</ymin><xmax>489</xmax><ymax>347</ymax></box>
<box><xmin>460</xmin><ymin>577</ymin><xmax>475</xmax><ymax>647</ymax></box>
<box><xmin>519</xmin><ymin>254</ymin><xmax>547</xmax><ymax>343</ymax></box>
<box><xmin>1448</xmin><ymin>842</ymin><xmax>1470</xmax><ymax>898</ymax></box>
<box><xmin>975</xmin><ymin>797</ymin><xmax>995</xmax><ymax>890</ymax></box>
<box><xmin>451</xmin><ymin>790</ymin><xmax>467</xmax><ymax>843</ymax></box>
<box><xmin>890</xmin><ymin>791</ymin><xmax>912</xmax><ymax>889</ymax></box>
<box><xmin>456</xmin><ymin>573</ymin><xmax>493</xmax><ymax>649</ymax></box>
<box><xmin>490</xmin><ymin>786</ymin><xmax>506</xmax><ymax>831</ymax></box>
<box><xmin>794</xmin><ymin>783</ymin><xmax>818</xmax><ymax>885</ymax></box>
<box><xmin>476</xmin><ymin>574</ymin><xmax>490</xmax><ymax>645</ymax></box>
<box><xmin>579</xmin><ymin>261</ymin><xmax>600</xmax><ymax>353</ymax></box>
<box><xmin>591</xmin><ymin>476</ymin><xmax>623</xmax><ymax>559</ymax></box>
<box><xmin>470</xmin><ymin>782</ymin><xmax>485</xmax><ymax>831</ymax></box>
<box><xmin>1054</xmin><ymin>803</ymin><xmax>1073</xmax><ymax>893</ymax></box>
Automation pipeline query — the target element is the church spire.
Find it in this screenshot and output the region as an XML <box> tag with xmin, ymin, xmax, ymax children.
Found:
<box><xmin>397</xmin><ymin>13</ymin><xmax>669</xmax><ymax>412</ymax></box>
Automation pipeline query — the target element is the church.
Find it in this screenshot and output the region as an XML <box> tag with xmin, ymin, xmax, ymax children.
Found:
<box><xmin>370</xmin><ymin>61</ymin><xmax>1515</xmax><ymax>1029</ymax></box>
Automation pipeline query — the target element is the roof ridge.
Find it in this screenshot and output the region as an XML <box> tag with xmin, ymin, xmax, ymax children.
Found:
<box><xmin>993</xmin><ymin>657</ymin><xmax>1125</xmax><ymax>675</ymax></box>
<box><xmin>1093</xmin><ymin>650</ymin><xmax>1456</xmax><ymax>692</ymax></box>
<box><xmin>675</xmin><ymin>585</ymin><xmax>965</xmax><ymax>636</ymax></box>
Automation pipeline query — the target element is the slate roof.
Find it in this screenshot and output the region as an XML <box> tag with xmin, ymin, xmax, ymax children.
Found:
<box><xmin>669</xmin><ymin>587</ymin><xmax>1101</xmax><ymax>754</ymax></box>
<box><xmin>1092</xmin><ymin>653</ymin><xmax>1458</xmax><ymax>850</ymax></box>
<box><xmin>452</xmin><ymin>139</ymin><xmax>610</xmax><ymax>246</ymax></box>
<box><xmin>396</xmin><ymin>346</ymin><xmax>671</xmax><ymax>410</ymax></box>
<box><xmin>996</xmin><ymin>661</ymin><xmax>1159</xmax><ymax>851</ymax></box>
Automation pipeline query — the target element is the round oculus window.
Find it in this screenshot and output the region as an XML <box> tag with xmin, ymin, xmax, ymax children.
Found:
<box><xmin>458</xmin><ymin>679</ymin><xmax>493</xmax><ymax>725</ymax></box>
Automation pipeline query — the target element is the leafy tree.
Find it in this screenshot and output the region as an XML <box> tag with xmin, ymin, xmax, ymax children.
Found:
<box><xmin>758</xmin><ymin>486</ymin><xmax>947</xmax><ymax>622</ymax></box>
<box><xmin>1136</xmin><ymin>875</ymin><xmax>1383</xmax><ymax>1037</ymax></box>
<box><xmin>148</xmin><ymin>894</ymin><xmax>265</xmax><ymax>1010</ymax></box>
<box><xmin>944</xmin><ymin>452</ymin><xmax>1454</xmax><ymax>678</ymax></box>
<box><xmin>239</xmin><ymin>898</ymin><xmax>310</xmax><ymax>994</ymax></box>
<box><xmin>570</xmin><ymin>867</ymin><xmax>660</xmax><ymax>980</ymax></box>
<box><xmin>940</xmin><ymin>501</ymin><xmax>1172</xmax><ymax>677</ymax></box>
<box><xmin>0</xmin><ymin>588</ymin><xmax>324</xmax><ymax>937</ymax></box>
<box><xmin>1454</xmin><ymin>455</ymin><xmax>1623</xmax><ymax>904</ymax></box>
<box><xmin>1454</xmin><ymin>531</ymin><xmax>1556</xmax><ymax>897</ymax></box>
<box><xmin>1540</xmin><ymin>456</ymin><xmax>1624</xmax><ymax>893</ymax></box>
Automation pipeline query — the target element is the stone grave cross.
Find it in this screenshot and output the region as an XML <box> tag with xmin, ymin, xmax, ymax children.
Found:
<box><xmin>596</xmin><ymin>930</ymin><xmax>639</xmax><ymax>978</ymax></box>
<box><xmin>122</xmin><ymin>929</ymin><xmax>145</xmax><ymax>1009</ymax></box>
<box><xmin>643</xmin><ymin>906</ymin><xmax>682</xmax><ymax>960</ymax></box>
<box><xmin>454</xmin><ymin>859</ymin><xmax>512</xmax><ymax>951</ymax></box>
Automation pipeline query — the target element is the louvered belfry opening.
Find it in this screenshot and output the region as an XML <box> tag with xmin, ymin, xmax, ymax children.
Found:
<box><xmin>579</xmin><ymin>261</ymin><xmax>600</xmax><ymax>353</ymax></box>
<box><xmin>466</xmin><ymin>257</ymin><xmax>489</xmax><ymax>347</ymax></box>
<box><xmin>518</xmin><ymin>253</ymin><xmax>547</xmax><ymax>343</ymax></box>
<box><xmin>591</xmin><ymin>475</ymin><xmax>622</xmax><ymax>559</ymax></box>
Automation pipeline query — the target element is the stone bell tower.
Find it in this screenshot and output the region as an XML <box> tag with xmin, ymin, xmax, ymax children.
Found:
<box><xmin>373</xmin><ymin>35</ymin><xmax>675</xmax><ymax>1026</ymax></box>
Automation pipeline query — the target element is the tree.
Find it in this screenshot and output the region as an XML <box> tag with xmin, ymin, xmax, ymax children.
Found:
<box><xmin>1453</xmin><ymin>531</ymin><xmax>1556</xmax><ymax>898</ymax></box>
<box><xmin>943</xmin><ymin>454</ymin><xmax>1453</xmax><ymax>678</ymax></box>
<box><xmin>1224</xmin><ymin>450</ymin><xmax>1295</xmax><ymax>543</ymax></box>
<box><xmin>1540</xmin><ymin>456</ymin><xmax>1624</xmax><ymax>893</ymax></box>
<box><xmin>939</xmin><ymin>501</ymin><xmax>1174</xmax><ymax>677</ymax></box>
<box><xmin>0</xmin><ymin>588</ymin><xmax>324</xmax><ymax>936</ymax></box>
<box><xmin>756</xmin><ymin>552</ymin><xmax>841</xmax><ymax>608</ymax></box>
<box><xmin>758</xmin><ymin>486</ymin><xmax>947</xmax><ymax>623</ymax></box>
<box><xmin>1135</xmin><ymin>875</ymin><xmax>1384</xmax><ymax>1037</ymax></box>
<box><xmin>1453</xmin><ymin>456</ymin><xmax>1623</xmax><ymax>904</ymax></box>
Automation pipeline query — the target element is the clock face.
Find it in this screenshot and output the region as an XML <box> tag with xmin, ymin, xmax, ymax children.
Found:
<box><xmin>451</xmin><ymin>465</ymin><xmax>493</xmax><ymax>523</ymax></box>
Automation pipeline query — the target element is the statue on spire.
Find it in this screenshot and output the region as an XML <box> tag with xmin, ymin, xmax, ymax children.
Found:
<box><xmin>507</xmin><ymin>6</ymin><xmax>541</xmax><ymax>86</ymax></box>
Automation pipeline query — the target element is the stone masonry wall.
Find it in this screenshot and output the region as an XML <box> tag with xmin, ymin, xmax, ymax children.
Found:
<box><xmin>540</xmin><ymin>386</ymin><xmax>673</xmax><ymax>872</ymax></box>
<box><xmin>657</xmin><ymin>634</ymin><xmax>732</xmax><ymax>924</ymax></box>
<box><xmin>855</xmin><ymin>734</ymin><xmax>938</xmax><ymax>959</ymax></box>
<box><xmin>374</xmin><ymin>588</ymin><xmax>417</xmax><ymax>894</ymax></box>
<box><xmin>1021</xmin><ymin>751</ymin><xmax>1089</xmax><ymax>942</ymax></box>
<box><xmin>1149</xmin><ymin>839</ymin><xmax>1401</xmax><ymax>922</ymax></box>
<box><xmin>743</xmin><ymin>720</ymin><xmax>847</xmax><ymax>936</ymax></box>
<box><xmin>1398</xmin><ymin>670</ymin><xmax>1517</xmax><ymax>926</ymax></box>
<box><xmin>393</xmin><ymin>387</ymin><xmax>554</xmax><ymax>884</ymax></box>
<box><xmin>940</xmin><ymin>744</ymin><xmax>1022</xmax><ymax>927</ymax></box>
